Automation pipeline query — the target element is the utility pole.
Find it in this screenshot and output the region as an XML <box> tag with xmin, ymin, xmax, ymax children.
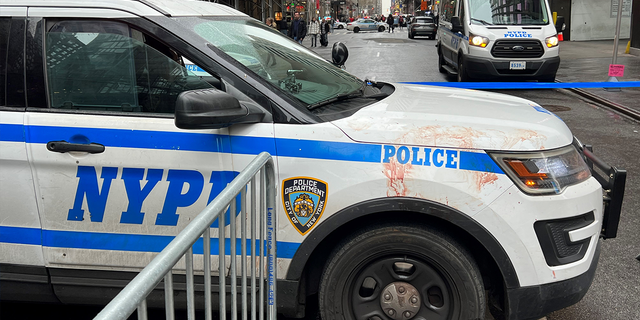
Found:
<box><xmin>606</xmin><ymin>0</ymin><xmax>625</xmax><ymax>90</ymax></box>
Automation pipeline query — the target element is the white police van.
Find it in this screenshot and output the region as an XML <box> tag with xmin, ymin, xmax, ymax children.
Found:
<box><xmin>0</xmin><ymin>1</ymin><xmax>626</xmax><ymax>319</ymax></box>
<box><xmin>437</xmin><ymin>0</ymin><xmax>560</xmax><ymax>82</ymax></box>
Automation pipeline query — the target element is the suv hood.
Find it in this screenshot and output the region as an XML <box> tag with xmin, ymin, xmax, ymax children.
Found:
<box><xmin>331</xmin><ymin>84</ymin><xmax>572</xmax><ymax>151</ymax></box>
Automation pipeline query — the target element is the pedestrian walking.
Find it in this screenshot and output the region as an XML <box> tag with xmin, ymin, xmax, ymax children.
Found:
<box><xmin>265</xmin><ymin>17</ymin><xmax>277</xmax><ymax>29</ymax></box>
<box><xmin>288</xmin><ymin>12</ymin><xmax>307</xmax><ymax>44</ymax></box>
<box><xmin>387</xmin><ymin>14</ymin><xmax>394</xmax><ymax>33</ymax></box>
<box><xmin>320</xmin><ymin>18</ymin><xmax>330</xmax><ymax>47</ymax></box>
<box><xmin>308</xmin><ymin>18</ymin><xmax>320</xmax><ymax>47</ymax></box>
<box><xmin>279</xmin><ymin>18</ymin><xmax>289</xmax><ymax>36</ymax></box>
<box><xmin>398</xmin><ymin>16</ymin><xmax>404</xmax><ymax>30</ymax></box>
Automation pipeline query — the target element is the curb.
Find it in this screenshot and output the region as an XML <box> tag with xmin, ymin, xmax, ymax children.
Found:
<box><xmin>561</xmin><ymin>85</ymin><xmax>640</xmax><ymax>121</ymax></box>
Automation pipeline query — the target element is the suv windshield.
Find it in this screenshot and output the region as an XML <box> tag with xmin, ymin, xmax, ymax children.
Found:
<box><xmin>468</xmin><ymin>0</ymin><xmax>550</xmax><ymax>25</ymax></box>
<box><xmin>173</xmin><ymin>17</ymin><xmax>363</xmax><ymax>108</ymax></box>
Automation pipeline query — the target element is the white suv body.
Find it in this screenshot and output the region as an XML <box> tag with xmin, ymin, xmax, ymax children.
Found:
<box><xmin>0</xmin><ymin>1</ymin><xmax>624</xmax><ymax>319</ymax></box>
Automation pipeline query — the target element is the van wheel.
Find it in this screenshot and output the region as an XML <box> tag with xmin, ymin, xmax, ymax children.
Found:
<box><xmin>378</xmin><ymin>26</ymin><xmax>385</xmax><ymax>32</ymax></box>
<box><xmin>438</xmin><ymin>46</ymin><xmax>446</xmax><ymax>74</ymax></box>
<box><xmin>457</xmin><ymin>55</ymin><xmax>470</xmax><ymax>82</ymax></box>
<box><xmin>354</xmin><ymin>27</ymin><xmax>360</xmax><ymax>33</ymax></box>
<box><xmin>319</xmin><ymin>224</ymin><xmax>485</xmax><ymax>320</ymax></box>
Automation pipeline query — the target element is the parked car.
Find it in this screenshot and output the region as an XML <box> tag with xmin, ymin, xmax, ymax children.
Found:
<box><xmin>346</xmin><ymin>18</ymin><xmax>387</xmax><ymax>33</ymax></box>
<box><xmin>334</xmin><ymin>21</ymin><xmax>347</xmax><ymax>29</ymax></box>
<box><xmin>409</xmin><ymin>16</ymin><xmax>438</xmax><ymax>39</ymax></box>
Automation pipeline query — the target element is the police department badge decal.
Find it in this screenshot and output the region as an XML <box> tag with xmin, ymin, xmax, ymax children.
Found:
<box><xmin>282</xmin><ymin>177</ymin><xmax>328</xmax><ymax>235</ymax></box>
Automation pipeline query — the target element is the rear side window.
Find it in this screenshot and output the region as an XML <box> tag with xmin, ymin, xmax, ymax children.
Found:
<box><xmin>45</xmin><ymin>20</ymin><xmax>213</xmax><ymax>113</ymax></box>
<box><xmin>0</xmin><ymin>18</ymin><xmax>10</xmax><ymax>106</ymax></box>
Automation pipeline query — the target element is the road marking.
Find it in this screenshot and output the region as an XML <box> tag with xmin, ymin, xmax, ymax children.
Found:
<box><xmin>377</xmin><ymin>52</ymin><xmax>380</xmax><ymax>57</ymax></box>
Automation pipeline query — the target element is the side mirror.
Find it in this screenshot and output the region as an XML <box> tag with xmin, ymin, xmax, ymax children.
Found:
<box><xmin>451</xmin><ymin>16</ymin><xmax>463</xmax><ymax>33</ymax></box>
<box><xmin>175</xmin><ymin>88</ymin><xmax>264</xmax><ymax>129</ymax></box>
<box><xmin>332</xmin><ymin>42</ymin><xmax>349</xmax><ymax>68</ymax></box>
<box><xmin>555</xmin><ymin>16</ymin><xmax>565</xmax><ymax>33</ymax></box>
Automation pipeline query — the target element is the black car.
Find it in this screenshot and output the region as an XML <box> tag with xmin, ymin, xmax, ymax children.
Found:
<box><xmin>408</xmin><ymin>16</ymin><xmax>437</xmax><ymax>39</ymax></box>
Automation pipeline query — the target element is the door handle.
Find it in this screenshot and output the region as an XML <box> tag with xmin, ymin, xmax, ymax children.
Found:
<box><xmin>47</xmin><ymin>140</ymin><xmax>105</xmax><ymax>154</ymax></box>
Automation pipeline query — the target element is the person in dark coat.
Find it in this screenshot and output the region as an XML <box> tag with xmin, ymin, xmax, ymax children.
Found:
<box><xmin>287</xmin><ymin>12</ymin><xmax>307</xmax><ymax>44</ymax></box>
<box><xmin>387</xmin><ymin>13</ymin><xmax>395</xmax><ymax>33</ymax></box>
<box><xmin>320</xmin><ymin>18</ymin><xmax>331</xmax><ymax>46</ymax></box>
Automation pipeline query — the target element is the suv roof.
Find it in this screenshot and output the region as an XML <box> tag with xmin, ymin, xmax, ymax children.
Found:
<box><xmin>1</xmin><ymin>0</ymin><xmax>245</xmax><ymax>17</ymax></box>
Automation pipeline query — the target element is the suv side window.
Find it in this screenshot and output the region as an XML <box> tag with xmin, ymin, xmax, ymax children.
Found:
<box><xmin>0</xmin><ymin>18</ymin><xmax>9</xmax><ymax>106</ymax></box>
<box><xmin>45</xmin><ymin>20</ymin><xmax>213</xmax><ymax>113</ymax></box>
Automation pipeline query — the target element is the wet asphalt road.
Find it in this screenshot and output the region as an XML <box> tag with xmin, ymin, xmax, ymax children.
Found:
<box><xmin>2</xmin><ymin>26</ymin><xmax>639</xmax><ymax>320</ymax></box>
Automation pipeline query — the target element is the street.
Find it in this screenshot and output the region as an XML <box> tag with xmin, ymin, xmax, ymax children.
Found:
<box><xmin>2</xmin><ymin>25</ymin><xmax>639</xmax><ymax>320</ymax></box>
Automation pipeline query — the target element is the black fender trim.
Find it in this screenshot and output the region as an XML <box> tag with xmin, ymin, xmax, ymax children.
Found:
<box><xmin>285</xmin><ymin>197</ymin><xmax>520</xmax><ymax>289</ymax></box>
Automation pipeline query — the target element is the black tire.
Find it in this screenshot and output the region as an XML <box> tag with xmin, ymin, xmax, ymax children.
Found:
<box><xmin>338</xmin><ymin>25</ymin><xmax>344</xmax><ymax>29</ymax></box>
<box><xmin>438</xmin><ymin>45</ymin><xmax>447</xmax><ymax>74</ymax></box>
<box><xmin>457</xmin><ymin>54</ymin><xmax>471</xmax><ymax>82</ymax></box>
<box><xmin>354</xmin><ymin>27</ymin><xmax>360</xmax><ymax>33</ymax></box>
<box><xmin>319</xmin><ymin>224</ymin><xmax>485</xmax><ymax>320</ymax></box>
<box><xmin>408</xmin><ymin>32</ymin><xmax>414</xmax><ymax>39</ymax></box>
<box><xmin>378</xmin><ymin>26</ymin><xmax>385</xmax><ymax>32</ymax></box>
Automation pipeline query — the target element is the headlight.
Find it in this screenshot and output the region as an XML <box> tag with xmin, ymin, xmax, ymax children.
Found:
<box><xmin>489</xmin><ymin>145</ymin><xmax>591</xmax><ymax>195</ymax></box>
<box><xmin>545</xmin><ymin>35</ymin><xmax>559</xmax><ymax>48</ymax></box>
<box><xmin>469</xmin><ymin>33</ymin><xmax>489</xmax><ymax>48</ymax></box>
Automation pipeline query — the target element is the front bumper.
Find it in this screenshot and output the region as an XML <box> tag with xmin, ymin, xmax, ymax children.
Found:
<box><xmin>501</xmin><ymin>144</ymin><xmax>625</xmax><ymax>319</ymax></box>
<box><xmin>504</xmin><ymin>239</ymin><xmax>601</xmax><ymax>320</ymax></box>
<box><xmin>463</xmin><ymin>55</ymin><xmax>560</xmax><ymax>80</ymax></box>
<box><xmin>410</xmin><ymin>27</ymin><xmax>436</xmax><ymax>36</ymax></box>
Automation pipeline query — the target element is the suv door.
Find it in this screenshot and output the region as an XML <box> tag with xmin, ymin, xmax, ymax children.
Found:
<box><xmin>24</xmin><ymin>7</ymin><xmax>265</xmax><ymax>275</ymax></box>
<box><xmin>0</xmin><ymin>8</ymin><xmax>53</xmax><ymax>299</ymax></box>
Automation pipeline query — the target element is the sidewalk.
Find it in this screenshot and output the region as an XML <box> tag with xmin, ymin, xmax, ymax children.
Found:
<box><xmin>556</xmin><ymin>40</ymin><xmax>639</xmax><ymax>114</ymax></box>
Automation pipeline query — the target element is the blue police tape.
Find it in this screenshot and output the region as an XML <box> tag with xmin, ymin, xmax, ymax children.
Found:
<box><xmin>400</xmin><ymin>81</ymin><xmax>640</xmax><ymax>90</ymax></box>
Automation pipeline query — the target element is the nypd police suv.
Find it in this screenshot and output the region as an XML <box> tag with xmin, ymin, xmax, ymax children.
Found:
<box><xmin>437</xmin><ymin>0</ymin><xmax>561</xmax><ymax>82</ymax></box>
<box><xmin>0</xmin><ymin>1</ymin><xmax>626</xmax><ymax>319</ymax></box>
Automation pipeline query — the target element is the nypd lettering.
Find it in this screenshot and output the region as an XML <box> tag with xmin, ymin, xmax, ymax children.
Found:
<box><xmin>68</xmin><ymin>166</ymin><xmax>240</xmax><ymax>226</ymax></box>
<box><xmin>382</xmin><ymin>145</ymin><xmax>459</xmax><ymax>169</ymax></box>
<box><xmin>282</xmin><ymin>177</ymin><xmax>328</xmax><ymax>235</ymax></box>
<box><xmin>504</xmin><ymin>31</ymin><xmax>532</xmax><ymax>38</ymax></box>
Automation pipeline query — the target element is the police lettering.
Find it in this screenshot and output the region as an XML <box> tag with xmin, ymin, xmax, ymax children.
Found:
<box><xmin>283</xmin><ymin>179</ymin><xmax>326</xmax><ymax>197</ymax></box>
<box><xmin>68</xmin><ymin>166</ymin><xmax>240</xmax><ymax>226</ymax></box>
<box><xmin>383</xmin><ymin>145</ymin><xmax>459</xmax><ymax>169</ymax></box>
<box><xmin>504</xmin><ymin>31</ymin><xmax>532</xmax><ymax>38</ymax></box>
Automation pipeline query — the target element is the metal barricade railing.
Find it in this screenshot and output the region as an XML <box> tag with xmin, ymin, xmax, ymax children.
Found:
<box><xmin>94</xmin><ymin>152</ymin><xmax>277</xmax><ymax>320</ymax></box>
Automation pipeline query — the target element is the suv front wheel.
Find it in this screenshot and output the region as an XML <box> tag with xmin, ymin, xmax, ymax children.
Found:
<box><xmin>319</xmin><ymin>224</ymin><xmax>485</xmax><ymax>320</ymax></box>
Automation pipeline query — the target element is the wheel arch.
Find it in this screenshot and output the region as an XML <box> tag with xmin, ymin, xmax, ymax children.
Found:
<box><xmin>285</xmin><ymin>197</ymin><xmax>520</xmax><ymax>297</ymax></box>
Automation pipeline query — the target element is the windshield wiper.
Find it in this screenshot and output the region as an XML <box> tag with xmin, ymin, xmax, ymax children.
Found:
<box><xmin>471</xmin><ymin>18</ymin><xmax>493</xmax><ymax>25</ymax></box>
<box><xmin>307</xmin><ymin>91</ymin><xmax>364</xmax><ymax>110</ymax></box>
<box><xmin>307</xmin><ymin>79</ymin><xmax>389</xmax><ymax>111</ymax></box>
<box><xmin>361</xmin><ymin>78</ymin><xmax>389</xmax><ymax>99</ymax></box>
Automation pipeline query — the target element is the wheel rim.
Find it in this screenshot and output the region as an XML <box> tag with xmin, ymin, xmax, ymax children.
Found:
<box><xmin>345</xmin><ymin>255</ymin><xmax>458</xmax><ymax>320</ymax></box>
